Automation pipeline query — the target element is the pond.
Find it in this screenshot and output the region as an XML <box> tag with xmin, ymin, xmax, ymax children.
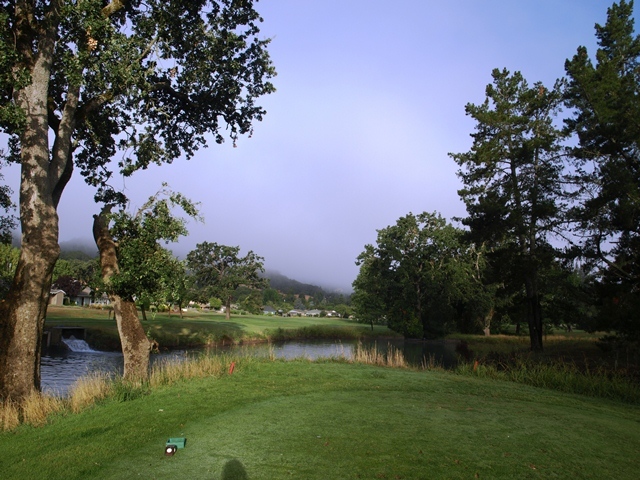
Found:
<box><xmin>41</xmin><ymin>338</ymin><xmax>460</xmax><ymax>396</ymax></box>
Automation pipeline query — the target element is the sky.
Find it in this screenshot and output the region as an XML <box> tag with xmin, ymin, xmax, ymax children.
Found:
<box><xmin>3</xmin><ymin>1</ymin><xmax>625</xmax><ymax>291</ymax></box>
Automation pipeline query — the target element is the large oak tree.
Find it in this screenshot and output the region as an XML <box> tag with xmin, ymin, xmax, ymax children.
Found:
<box><xmin>0</xmin><ymin>0</ymin><xmax>274</xmax><ymax>401</ymax></box>
<box><xmin>186</xmin><ymin>241</ymin><xmax>267</xmax><ymax>321</ymax></box>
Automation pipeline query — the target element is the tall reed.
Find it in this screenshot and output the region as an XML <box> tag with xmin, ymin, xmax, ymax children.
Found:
<box><xmin>150</xmin><ymin>353</ymin><xmax>229</xmax><ymax>387</ymax></box>
<box><xmin>352</xmin><ymin>342</ymin><xmax>407</xmax><ymax>368</ymax></box>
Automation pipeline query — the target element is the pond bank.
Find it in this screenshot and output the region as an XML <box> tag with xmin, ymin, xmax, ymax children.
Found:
<box><xmin>41</xmin><ymin>337</ymin><xmax>461</xmax><ymax>396</ymax></box>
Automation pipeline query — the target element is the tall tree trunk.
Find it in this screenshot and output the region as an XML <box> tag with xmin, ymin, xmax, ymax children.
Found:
<box><xmin>111</xmin><ymin>296</ymin><xmax>151</xmax><ymax>381</ymax></box>
<box><xmin>483</xmin><ymin>307</ymin><xmax>494</xmax><ymax>336</ymax></box>
<box><xmin>93</xmin><ymin>209</ymin><xmax>151</xmax><ymax>381</ymax></box>
<box><xmin>0</xmin><ymin>227</ymin><xmax>59</xmax><ymax>401</ymax></box>
<box><xmin>524</xmin><ymin>276</ymin><xmax>543</xmax><ymax>351</ymax></box>
<box><xmin>0</xmin><ymin>9</ymin><xmax>67</xmax><ymax>401</ymax></box>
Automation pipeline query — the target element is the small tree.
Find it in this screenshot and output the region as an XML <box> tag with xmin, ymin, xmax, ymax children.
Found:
<box><xmin>94</xmin><ymin>186</ymin><xmax>199</xmax><ymax>380</ymax></box>
<box><xmin>186</xmin><ymin>242</ymin><xmax>267</xmax><ymax>321</ymax></box>
<box><xmin>209</xmin><ymin>297</ymin><xmax>223</xmax><ymax>311</ymax></box>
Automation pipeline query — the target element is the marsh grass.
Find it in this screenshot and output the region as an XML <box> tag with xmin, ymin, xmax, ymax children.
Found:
<box><xmin>265</xmin><ymin>324</ymin><xmax>385</xmax><ymax>342</ymax></box>
<box><xmin>458</xmin><ymin>354</ymin><xmax>640</xmax><ymax>404</ymax></box>
<box><xmin>149</xmin><ymin>352</ymin><xmax>229</xmax><ymax>387</ymax></box>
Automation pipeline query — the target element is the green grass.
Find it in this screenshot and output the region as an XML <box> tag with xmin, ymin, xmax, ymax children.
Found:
<box><xmin>2</xmin><ymin>359</ymin><xmax>639</xmax><ymax>479</ymax></box>
<box><xmin>46</xmin><ymin>306</ymin><xmax>397</xmax><ymax>350</ymax></box>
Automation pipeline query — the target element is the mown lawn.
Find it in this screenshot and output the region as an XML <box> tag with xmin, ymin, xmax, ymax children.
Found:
<box><xmin>45</xmin><ymin>306</ymin><xmax>396</xmax><ymax>349</ymax></box>
<box><xmin>1</xmin><ymin>359</ymin><xmax>639</xmax><ymax>479</ymax></box>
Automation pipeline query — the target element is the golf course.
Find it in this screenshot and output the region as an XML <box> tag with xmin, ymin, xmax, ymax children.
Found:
<box><xmin>1</xmin><ymin>309</ymin><xmax>639</xmax><ymax>479</ymax></box>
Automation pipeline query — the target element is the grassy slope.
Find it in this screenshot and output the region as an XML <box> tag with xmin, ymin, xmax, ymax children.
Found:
<box><xmin>2</xmin><ymin>360</ymin><xmax>639</xmax><ymax>479</ymax></box>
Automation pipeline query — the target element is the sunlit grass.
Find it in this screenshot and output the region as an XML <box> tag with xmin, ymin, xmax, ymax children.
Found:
<box><xmin>2</xmin><ymin>360</ymin><xmax>639</xmax><ymax>479</ymax></box>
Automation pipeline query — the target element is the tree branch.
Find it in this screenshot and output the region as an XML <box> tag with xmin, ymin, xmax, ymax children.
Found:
<box><xmin>50</xmin><ymin>84</ymin><xmax>80</xmax><ymax>207</ymax></box>
<box><xmin>102</xmin><ymin>0</ymin><xmax>127</xmax><ymax>18</ymax></box>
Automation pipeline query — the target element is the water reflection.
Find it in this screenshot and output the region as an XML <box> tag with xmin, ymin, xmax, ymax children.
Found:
<box><xmin>41</xmin><ymin>339</ymin><xmax>458</xmax><ymax>396</ymax></box>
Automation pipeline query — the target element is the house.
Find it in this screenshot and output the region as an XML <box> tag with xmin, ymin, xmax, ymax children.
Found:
<box><xmin>68</xmin><ymin>287</ymin><xmax>110</xmax><ymax>306</ymax></box>
<box><xmin>68</xmin><ymin>286</ymin><xmax>92</xmax><ymax>306</ymax></box>
<box><xmin>287</xmin><ymin>309</ymin><xmax>304</xmax><ymax>317</ymax></box>
<box><xmin>325</xmin><ymin>310</ymin><xmax>340</xmax><ymax>317</ymax></box>
<box><xmin>305</xmin><ymin>309</ymin><xmax>321</xmax><ymax>317</ymax></box>
<box><xmin>49</xmin><ymin>289</ymin><xmax>65</xmax><ymax>306</ymax></box>
<box><xmin>263</xmin><ymin>306</ymin><xmax>276</xmax><ymax>315</ymax></box>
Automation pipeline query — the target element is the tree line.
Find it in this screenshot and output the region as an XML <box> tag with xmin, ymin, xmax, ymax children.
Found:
<box><xmin>0</xmin><ymin>233</ymin><xmax>351</xmax><ymax>321</ymax></box>
<box><xmin>353</xmin><ymin>1</ymin><xmax>640</xmax><ymax>352</ymax></box>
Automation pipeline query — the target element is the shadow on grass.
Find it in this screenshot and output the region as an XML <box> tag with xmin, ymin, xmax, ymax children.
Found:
<box><xmin>222</xmin><ymin>459</ymin><xmax>248</xmax><ymax>480</ymax></box>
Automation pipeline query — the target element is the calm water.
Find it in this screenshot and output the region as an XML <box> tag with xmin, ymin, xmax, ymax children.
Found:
<box><xmin>41</xmin><ymin>339</ymin><xmax>459</xmax><ymax>396</ymax></box>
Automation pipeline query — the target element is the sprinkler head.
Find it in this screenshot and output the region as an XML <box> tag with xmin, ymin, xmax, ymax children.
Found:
<box><xmin>165</xmin><ymin>445</ymin><xmax>177</xmax><ymax>456</ymax></box>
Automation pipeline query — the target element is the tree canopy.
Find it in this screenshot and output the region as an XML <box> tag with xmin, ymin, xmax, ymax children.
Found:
<box><xmin>352</xmin><ymin>212</ymin><xmax>484</xmax><ymax>339</ymax></box>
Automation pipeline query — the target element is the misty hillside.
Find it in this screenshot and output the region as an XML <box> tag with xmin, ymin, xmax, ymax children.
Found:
<box><xmin>262</xmin><ymin>271</ymin><xmax>327</xmax><ymax>297</ymax></box>
<box><xmin>59</xmin><ymin>240</ymin><xmax>98</xmax><ymax>260</ymax></box>
<box><xmin>56</xmin><ymin>243</ymin><xmax>346</xmax><ymax>299</ymax></box>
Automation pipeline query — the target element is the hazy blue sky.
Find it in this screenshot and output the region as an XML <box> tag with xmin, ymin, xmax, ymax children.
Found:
<box><xmin>5</xmin><ymin>1</ymin><xmax>625</xmax><ymax>290</ymax></box>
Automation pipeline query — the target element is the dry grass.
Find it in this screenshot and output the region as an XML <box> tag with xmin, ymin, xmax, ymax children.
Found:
<box><xmin>68</xmin><ymin>373</ymin><xmax>113</xmax><ymax>413</ymax></box>
<box><xmin>149</xmin><ymin>353</ymin><xmax>228</xmax><ymax>387</ymax></box>
<box><xmin>20</xmin><ymin>391</ymin><xmax>65</xmax><ymax>427</ymax></box>
<box><xmin>0</xmin><ymin>400</ymin><xmax>20</xmax><ymax>431</ymax></box>
<box><xmin>352</xmin><ymin>342</ymin><xmax>407</xmax><ymax>368</ymax></box>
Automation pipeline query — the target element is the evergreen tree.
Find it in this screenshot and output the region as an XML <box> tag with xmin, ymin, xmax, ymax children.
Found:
<box><xmin>450</xmin><ymin>69</ymin><xmax>567</xmax><ymax>351</ymax></box>
<box><xmin>564</xmin><ymin>0</ymin><xmax>640</xmax><ymax>341</ymax></box>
